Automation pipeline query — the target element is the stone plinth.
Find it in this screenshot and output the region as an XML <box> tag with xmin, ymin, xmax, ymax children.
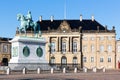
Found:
<box><xmin>9</xmin><ymin>36</ymin><xmax>50</xmax><ymax>70</ymax></box>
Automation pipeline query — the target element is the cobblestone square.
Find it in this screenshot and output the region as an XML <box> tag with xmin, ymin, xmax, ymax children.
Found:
<box><xmin>0</xmin><ymin>70</ymin><xmax>120</xmax><ymax>80</ymax></box>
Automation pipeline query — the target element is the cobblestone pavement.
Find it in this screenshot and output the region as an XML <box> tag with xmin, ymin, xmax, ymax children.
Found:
<box><xmin>0</xmin><ymin>70</ymin><xmax>120</xmax><ymax>80</ymax></box>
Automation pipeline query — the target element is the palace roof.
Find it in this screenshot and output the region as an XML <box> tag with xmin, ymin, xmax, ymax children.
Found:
<box><xmin>37</xmin><ymin>19</ymin><xmax>106</xmax><ymax>31</ymax></box>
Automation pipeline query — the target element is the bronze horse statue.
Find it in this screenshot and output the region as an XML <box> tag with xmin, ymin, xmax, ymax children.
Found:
<box><xmin>17</xmin><ymin>13</ymin><xmax>40</xmax><ymax>34</ymax></box>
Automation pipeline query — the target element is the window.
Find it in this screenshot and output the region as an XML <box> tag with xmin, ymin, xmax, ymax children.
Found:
<box><xmin>61</xmin><ymin>56</ymin><xmax>67</xmax><ymax>65</ymax></box>
<box><xmin>73</xmin><ymin>57</ymin><xmax>77</xmax><ymax>64</ymax></box>
<box><xmin>73</xmin><ymin>42</ymin><xmax>77</xmax><ymax>53</ymax></box>
<box><xmin>83</xmin><ymin>36</ymin><xmax>87</xmax><ymax>40</ymax></box>
<box><xmin>3</xmin><ymin>45</ymin><xmax>8</xmax><ymax>53</ymax></box>
<box><xmin>83</xmin><ymin>45</ymin><xmax>87</xmax><ymax>52</ymax></box>
<box><xmin>91</xmin><ymin>57</ymin><xmax>94</xmax><ymax>62</ymax></box>
<box><xmin>100</xmin><ymin>37</ymin><xmax>104</xmax><ymax>41</ymax></box>
<box><xmin>83</xmin><ymin>57</ymin><xmax>87</xmax><ymax>62</ymax></box>
<box><xmin>108</xmin><ymin>36</ymin><xmax>112</xmax><ymax>40</ymax></box>
<box><xmin>108</xmin><ymin>45</ymin><xmax>112</xmax><ymax>52</ymax></box>
<box><xmin>108</xmin><ymin>57</ymin><xmax>111</xmax><ymax>62</ymax></box>
<box><xmin>91</xmin><ymin>37</ymin><xmax>94</xmax><ymax>41</ymax></box>
<box><xmin>62</xmin><ymin>42</ymin><xmax>66</xmax><ymax>53</ymax></box>
<box><xmin>100</xmin><ymin>57</ymin><xmax>104</xmax><ymax>62</ymax></box>
<box><xmin>51</xmin><ymin>42</ymin><xmax>55</xmax><ymax>53</ymax></box>
<box><xmin>50</xmin><ymin>57</ymin><xmax>55</xmax><ymax>64</ymax></box>
<box><xmin>100</xmin><ymin>45</ymin><xmax>104</xmax><ymax>52</ymax></box>
<box><xmin>117</xmin><ymin>45</ymin><xmax>120</xmax><ymax>53</ymax></box>
<box><xmin>91</xmin><ymin>45</ymin><xmax>95</xmax><ymax>52</ymax></box>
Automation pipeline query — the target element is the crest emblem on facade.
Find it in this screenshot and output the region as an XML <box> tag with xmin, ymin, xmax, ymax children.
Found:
<box><xmin>59</xmin><ymin>21</ymin><xmax>71</xmax><ymax>32</ymax></box>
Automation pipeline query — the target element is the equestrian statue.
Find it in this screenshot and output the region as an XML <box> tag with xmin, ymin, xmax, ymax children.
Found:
<box><xmin>17</xmin><ymin>11</ymin><xmax>40</xmax><ymax>34</ymax></box>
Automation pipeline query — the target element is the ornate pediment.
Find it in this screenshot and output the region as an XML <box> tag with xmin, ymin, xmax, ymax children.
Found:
<box><xmin>58</xmin><ymin>21</ymin><xmax>71</xmax><ymax>33</ymax></box>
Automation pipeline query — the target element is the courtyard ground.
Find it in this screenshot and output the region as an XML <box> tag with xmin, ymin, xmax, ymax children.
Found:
<box><xmin>0</xmin><ymin>70</ymin><xmax>120</xmax><ymax>80</ymax></box>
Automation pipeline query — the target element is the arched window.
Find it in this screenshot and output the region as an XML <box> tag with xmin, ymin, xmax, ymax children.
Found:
<box><xmin>50</xmin><ymin>57</ymin><xmax>55</xmax><ymax>64</ymax></box>
<box><xmin>73</xmin><ymin>57</ymin><xmax>77</xmax><ymax>64</ymax></box>
<box><xmin>23</xmin><ymin>46</ymin><xmax>30</xmax><ymax>57</ymax></box>
<box><xmin>36</xmin><ymin>47</ymin><xmax>43</xmax><ymax>57</ymax></box>
<box><xmin>61</xmin><ymin>56</ymin><xmax>67</xmax><ymax>65</ymax></box>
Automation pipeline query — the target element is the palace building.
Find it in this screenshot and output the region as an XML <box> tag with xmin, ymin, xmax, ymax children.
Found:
<box><xmin>15</xmin><ymin>15</ymin><xmax>116</xmax><ymax>69</ymax></box>
<box><xmin>116</xmin><ymin>40</ymin><xmax>120</xmax><ymax>69</ymax></box>
<box><xmin>0</xmin><ymin>37</ymin><xmax>11</xmax><ymax>66</ymax></box>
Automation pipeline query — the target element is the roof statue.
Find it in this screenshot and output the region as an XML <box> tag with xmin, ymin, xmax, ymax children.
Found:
<box><xmin>17</xmin><ymin>11</ymin><xmax>41</xmax><ymax>35</ymax></box>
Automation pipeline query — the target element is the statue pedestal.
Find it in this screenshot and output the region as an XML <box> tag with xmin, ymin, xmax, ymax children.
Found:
<box><xmin>9</xmin><ymin>36</ymin><xmax>50</xmax><ymax>70</ymax></box>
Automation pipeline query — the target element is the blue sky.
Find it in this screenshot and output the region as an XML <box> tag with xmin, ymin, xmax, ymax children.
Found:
<box><xmin>0</xmin><ymin>0</ymin><xmax>120</xmax><ymax>39</ymax></box>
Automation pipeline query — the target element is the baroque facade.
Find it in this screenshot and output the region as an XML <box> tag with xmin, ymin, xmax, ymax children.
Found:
<box><xmin>0</xmin><ymin>37</ymin><xmax>11</xmax><ymax>66</ymax></box>
<box><xmin>16</xmin><ymin>16</ymin><xmax>116</xmax><ymax>69</ymax></box>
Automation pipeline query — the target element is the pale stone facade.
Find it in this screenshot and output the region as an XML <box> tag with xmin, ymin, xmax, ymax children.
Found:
<box><xmin>15</xmin><ymin>18</ymin><xmax>116</xmax><ymax>69</ymax></box>
<box><xmin>116</xmin><ymin>40</ymin><xmax>120</xmax><ymax>69</ymax></box>
<box><xmin>0</xmin><ymin>37</ymin><xmax>11</xmax><ymax>66</ymax></box>
<box><xmin>38</xmin><ymin>19</ymin><xmax>116</xmax><ymax>69</ymax></box>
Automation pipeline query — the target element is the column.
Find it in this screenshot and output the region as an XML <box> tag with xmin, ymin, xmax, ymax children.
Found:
<box><xmin>70</xmin><ymin>37</ymin><xmax>72</xmax><ymax>52</ymax></box>
<box><xmin>69</xmin><ymin>37</ymin><xmax>70</xmax><ymax>52</ymax></box>
<box><xmin>57</xmin><ymin>37</ymin><xmax>59</xmax><ymax>52</ymax></box>
<box><xmin>59</xmin><ymin>37</ymin><xmax>61</xmax><ymax>52</ymax></box>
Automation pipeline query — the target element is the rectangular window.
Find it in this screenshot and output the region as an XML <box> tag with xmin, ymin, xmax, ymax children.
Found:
<box><xmin>62</xmin><ymin>42</ymin><xmax>66</xmax><ymax>53</ymax></box>
<box><xmin>100</xmin><ymin>36</ymin><xmax>104</xmax><ymax>41</ymax></box>
<box><xmin>83</xmin><ymin>36</ymin><xmax>87</xmax><ymax>40</ymax></box>
<box><xmin>100</xmin><ymin>45</ymin><xmax>104</xmax><ymax>53</ymax></box>
<box><xmin>91</xmin><ymin>37</ymin><xmax>94</xmax><ymax>41</ymax></box>
<box><xmin>83</xmin><ymin>45</ymin><xmax>87</xmax><ymax>52</ymax></box>
<box><xmin>91</xmin><ymin>45</ymin><xmax>95</xmax><ymax>52</ymax></box>
<box><xmin>100</xmin><ymin>57</ymin><xmax>104</xmax><ymax>62</ymax></box>
<box><xmin>117</xmin><ymin>46</ymin><xmax>120</xmax><ymax>53</ymax></box>
<box><xmin>51</xmin><ymin>42</ymin><xmax>55</xmax><ymax>53</ymax></box>
<box><xmin>3</xmin><ymin>45</ymin><xmax>8</xmax><ymax>53</ymax></box>
<box><xmin>73</xmin><ymin>42</ymin><xmax>77</xmax><ymax>53</ymax></box>
<box><xmin>83</xmin><ymin>57</ymin><xmax>87</xmax><ymax>62</ymax></box>
<box><xmin>91</xmin><ymin>57</ymin><xmax>94</xmax><ymax>62</ymax></box>
<box><xmin>108</xmin><ymin>36</ymin><xmax>112</xmax><ymax>40</ymax></box>
<box><xmin>108</xmin><ymin>57</ymin><xmax>111</xmax><ymax>62</ymax></box>
<box><xmin>51</xmin><ymin>57</ymin><xmax>55</xmax><ymax>64</ymax></box>
<box><xmin>108</xmin><ymin>45</ymin><xmax>112</xmax><ymax>52</ymax></box>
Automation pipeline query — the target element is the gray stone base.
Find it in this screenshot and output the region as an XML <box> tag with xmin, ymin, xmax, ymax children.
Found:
<box><xmin>9</xmin><ymin>63</ymin><xmax>51</xmax><ymax>70</ymax></box>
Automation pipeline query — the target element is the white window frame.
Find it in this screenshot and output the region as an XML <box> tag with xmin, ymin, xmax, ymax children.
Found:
<box><xmin>117</xmin><ymin>45</ymin><xmax>120</xmax><ymax>53</ymax></box>
<box><xmin>100</xmin><ymin>45</ymin><xmax>104</xmax><ymax>53</ymax></box>
<box><xmin>108</xmin><ymin>57</ymin><xmax>112</xmax><ymax>62</ymax></box>
<box><xmin>91</xmin><ymin>57</ymin><xmax>94</xmax><ymax>62</ymax></box>
<box><xmin>91</xmin><ymin>45</ymin><xmax>95</xmax><ymax>52</ymax></box>
<box><xmin>51</xmin><ymin>42</ymin><xmax>55</xmax><ymax>53</ymax></box>
<box><xmin>83</xmin><ymin>57</ymin><xmax>87</xmax><ymax>62</ymax></box>
<box><xmin>62</xmin><ymin>42</ymin><xmax>66</xmax><ymax>53</ymax></box>
<box><xmin>100</xmin><ymin>57</ymin><xmax>104</xmax><ymax>62</ymax></box>
<box><xmin>108</xmin><ymin>45</ymin><xmax>112</xmax><ymax>52</ymax></box>
<box><xmin>73</xmin><ymin>42</ymin><xmax>77</xmax><ymax>53</ymax></box>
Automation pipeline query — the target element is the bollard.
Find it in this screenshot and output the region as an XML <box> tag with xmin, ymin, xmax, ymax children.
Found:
<box><xmin>6</xmin><ymin>67</ymin><xmax>10</xmax><ymax>75</ymax></box>
<box><xmin>74</xmin><ymin>67</ymin><xmax>77</xmax><ymax>73</ymax></box>
<box><xmin>103</xmin><ymin>67</ymin><xmax>106</xmax><ymax>72</ymax></box>
<box><xmin>63</xmin><ymin>67</ymin><xmax>66</xmax><ymax>73</ymax></box>
<box><xmin>51</xmin><ymin>68</ymin><xmax>54</xmax><ymax>74</ymax></box>
<box><xmin>93</xmin><ymin>67</ymin><xmax>97</xmax><ymax>72</ymax></box>
<box><xmin>37</xmin><ymin>68</ymin><xmax>41</xmax><ymax>74</ymax></box>
<box><xmin>23</xmin><ymin>67</ymin><xmax>26</xmax><ymax>74</ymax></box>
<box><xmin>84</xmin><ymin>67</ymin><xmax>87</xmax><ymax>73</ymax></box>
